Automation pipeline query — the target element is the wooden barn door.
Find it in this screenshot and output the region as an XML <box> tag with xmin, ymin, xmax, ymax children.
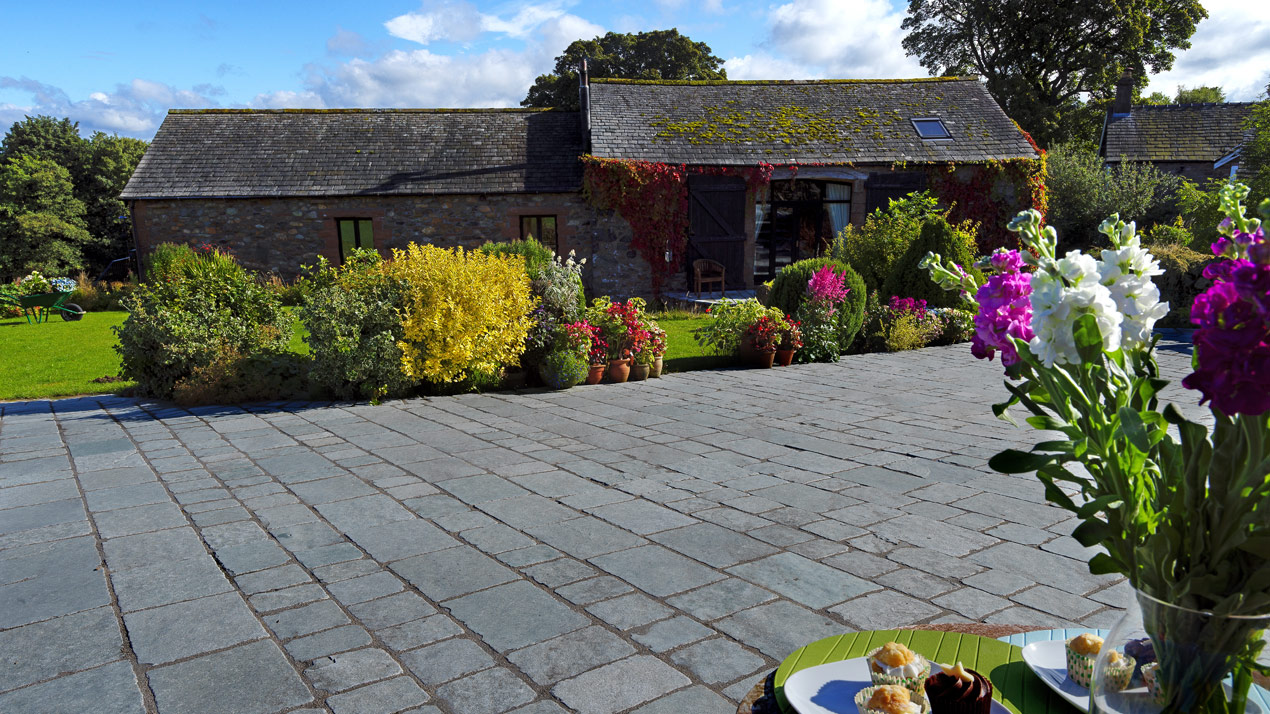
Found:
<box><xmin>686</xmin><ymin>174</ymin><xmax>747</xmax><ymax>290</ymax></box>
<box><xmin>864</xmin><ymin>172</ymin><xmax>927</xmax><ymax>216</ymax></box>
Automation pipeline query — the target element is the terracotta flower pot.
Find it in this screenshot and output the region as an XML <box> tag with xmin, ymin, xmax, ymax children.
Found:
<box><xmin>754</xmin><ymin>350</ymin><xmax>776</xmax><ymax>369</ymax></box>
<box><xmin>776</xmin><ymin>349</ymin><xmax>796</xmax><ymax>366</ymax></box>
<box><xmin>630</xmin><ymin>363</ymin><xmax>650</xmax><ymax>381</ymax></box>
<box><xmin>607</xmin><ymin>358</ymin><xmax>631</xmax><ymax>383</ymax></box>
<box><xmin>650</xmin><ymin>356</ymin><xmax>664</xmax><ymax>378</ymax></box>
<box><xmin>585</xmin><ymin>364</ymin><xmax>605</xmax><ymax>385</ymax></box>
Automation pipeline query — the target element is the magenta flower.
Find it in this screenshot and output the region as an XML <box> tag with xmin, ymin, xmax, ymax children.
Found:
<box><xmin>1184</xmin><ymin>226</ymin><xmax>1270</xmax><ymax>415</ymax></box>
<box><xmin>971</xmin><ymin>251</ymin><xmax>1033</xmax><ymax>367</ymax></box>
<box><xmin>807</xmin><ymin>266</ymin><xmax>851</xmax><ymax>306</ymax></box>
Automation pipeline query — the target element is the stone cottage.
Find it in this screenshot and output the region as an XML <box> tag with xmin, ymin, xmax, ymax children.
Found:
<box><xmin>1101</xmin><ymin>73</ymin><xmax>1256</xmax><ymax>183</ymax></box>
<box><xmin>121</xmin><ymin>76</ymin><xmax>1040</xmax><ymax>298</ymax></box>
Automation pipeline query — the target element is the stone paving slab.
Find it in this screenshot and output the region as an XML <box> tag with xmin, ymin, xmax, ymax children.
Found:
<box><xmin>0</xmin><ymin>339</ymin><xmax>1202</xmax><ymax>712</ymax></box>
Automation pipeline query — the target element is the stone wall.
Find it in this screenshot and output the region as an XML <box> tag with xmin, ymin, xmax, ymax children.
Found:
<box><xmin>130</xmin><ymin>193</ymin><xmax>680</xmax><ymax>300</ymax></box>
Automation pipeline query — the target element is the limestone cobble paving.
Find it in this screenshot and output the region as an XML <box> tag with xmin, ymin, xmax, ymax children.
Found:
<box><xmin>0</xmin><ymin>339</ymin><xmax>1202</xmax><ymax>712</ymax></box>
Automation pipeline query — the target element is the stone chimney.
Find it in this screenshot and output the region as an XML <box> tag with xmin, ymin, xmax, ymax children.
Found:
<box><xmin>1113</xmin><ymin>70</ymin><xmax>1134</xmax><ymax>116</ymax></box>
<box><xmin>578</xmin><ymin>58</ymin><xmax>591</xmax><ymax>151</ymax></box>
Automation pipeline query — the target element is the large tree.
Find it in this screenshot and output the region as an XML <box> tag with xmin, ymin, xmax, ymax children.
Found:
<box><xmin>901</xmin><ymin>0</ymin><xmax>1207</xmax><ymax>147</ymax></box>
<box><xmin>522</xmin><ymin>29</ymin><xmax>726</xmax><ymax>110</ymax></box>
<box><xmin>0</xmin><ymin>115</ymin><xmax>147</xmax><ymax>274</ymax></box>
<box><xmin>0</xmin><ymin>154</ymin><xmax>96</xmax><ymax>278</ymax></box>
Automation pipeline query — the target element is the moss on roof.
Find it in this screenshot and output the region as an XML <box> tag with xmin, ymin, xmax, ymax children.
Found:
<box><xmin>590</xmin><ymin>77</ymin><xmax>979</xmax><ymax>86</ymax></box>
<box><xmin>168</xmin><ymin>108</ymin><xmax>567</xmax><ymax>115</ymax></box>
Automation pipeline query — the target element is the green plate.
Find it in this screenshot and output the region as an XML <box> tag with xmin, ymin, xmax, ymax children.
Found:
<box><xmin>774</xmin><ymin>630</ymin><xmax>1078</xmax><ymax>714</ymax></box>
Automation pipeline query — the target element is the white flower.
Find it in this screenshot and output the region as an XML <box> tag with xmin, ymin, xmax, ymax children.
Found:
<box><xmin>1098</xmin><ymin>237</ymin><xmax>1169</xmax><ymax>350</ymax></box>
<box><xmin>1028</xmin><ymin>251</ymin><xmax>1123</xmax><ymax>367</ymax></box>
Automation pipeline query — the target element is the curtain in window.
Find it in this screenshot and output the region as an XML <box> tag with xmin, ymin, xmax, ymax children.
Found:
<box><xmin>755</xmin><ymin>185</ymin><xmax>770</xmax><ymax>236</ymax></box>
<box><xmin>825</xmin><ymin>183</ymin><xmax>852</xmax><ymax>236</ymax></box>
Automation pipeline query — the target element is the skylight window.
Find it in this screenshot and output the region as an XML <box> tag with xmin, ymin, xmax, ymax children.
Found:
<box><xmin>912</xmin><ymin>118</ymin><xmax>952</xmax><ymax>140</ymax></box>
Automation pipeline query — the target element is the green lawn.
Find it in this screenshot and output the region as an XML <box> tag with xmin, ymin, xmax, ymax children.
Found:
<box><xmin>653</xmin><ymin>311</ymin><xmax>733</xmax><ymax>373</ymax></box>
<box><xmin>0</xmin><ymin>310</ymin><xmax>134</xmax><ymax>401</ymax></box>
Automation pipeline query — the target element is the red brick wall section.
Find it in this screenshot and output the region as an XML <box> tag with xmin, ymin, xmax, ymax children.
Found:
<box><xmin>130</xmin><ymin>193</ymin><xmax>683</xmax><ymax>299</ymax></box>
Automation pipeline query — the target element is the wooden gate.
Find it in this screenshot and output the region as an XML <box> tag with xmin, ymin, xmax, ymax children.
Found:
<box><xmin>686</xmin><ymin>174</ymin><xmax>747</xmax><ymax>290</ymax></box>
<box><xmin>864</xmin><ymin>172</ymin><xmax>927</xmax><ymax>216</ymax></box>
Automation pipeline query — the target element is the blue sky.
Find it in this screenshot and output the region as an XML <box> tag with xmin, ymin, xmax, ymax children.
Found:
<box><xmin>3</xmin><ymin>0</ymin><xmax>1267</xmax><ymax>140</ymax></box>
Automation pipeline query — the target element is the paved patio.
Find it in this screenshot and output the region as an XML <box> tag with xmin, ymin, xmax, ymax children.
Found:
<box><xmin>0</xmin><ymin>339</ymin><xmax>1199</xmax><ymax>714</ymax></box>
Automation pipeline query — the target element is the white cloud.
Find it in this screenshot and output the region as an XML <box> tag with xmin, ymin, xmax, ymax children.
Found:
<box><xmin>1142</xmin><ymin>0</ymin><xmax>1270</xmax><ymax>101</ymax></box>
<box><xmin>0</xmin><ymin>76</ymin><xmax>222</xmax><ymax>137</ymax></box>
<box><xmin>725</xmin><ymin>52</ymin><xmax>823</xmax><ymax>80</ymax></box>
<box><xmin>310</xmin><ymin>7</ymin><xmax>601</xmax><ymax>108</ymax></box>
<box><xmin>743</xmin><ymin>0</ymin><xmax>926</xmax><ymax>79</ymax></box>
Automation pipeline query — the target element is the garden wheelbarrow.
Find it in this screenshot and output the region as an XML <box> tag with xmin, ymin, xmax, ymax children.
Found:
<box><xmin>1</xmin><ymin>292</ymin><xmax>86</xmax><ymax>324</ymax></box>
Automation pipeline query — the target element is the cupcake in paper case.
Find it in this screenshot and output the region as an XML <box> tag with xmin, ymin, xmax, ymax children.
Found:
<box><xmin>924</xmin><ymin>662</ymin><xmax>993</xmax><ymax>714</ymax></box>
<box><xmin>1099</xmin><ymin>650</ymin><xmax>1136</xmax><ymax>692</ymax></box>
<box><xmin>1065</xmin><ymin>633</ymin><xmax>1103</xmax><ymax>689</ymax></box>
<box><xmin>856</xmin><ymin>684</ymin><xmax>930</xmax><ymax>714</ymax></box>
<box><xmin>868</xmin><ymin>642</ymin><xmax>932</xmax><ymax>692</ymax></box>
<box><xmin>1141</xmin><ymin>662</ymin><xmax>1164</xmax><ymax>704</ymax></box>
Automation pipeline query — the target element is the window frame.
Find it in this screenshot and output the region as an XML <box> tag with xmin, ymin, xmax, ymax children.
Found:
<box><xmin>519</xmin><ymin>214</ymin><xmax>559</xmax><ymax>252</ymax></box>
<box><xmin>911</xmin><ymin>118</ymin><xmax>952</xmax><ymax>140</ymax></box>
<box><xmin>336</xmin><ymin>218</ymin><xmax>374</xmax><ymax>263</ymax></box>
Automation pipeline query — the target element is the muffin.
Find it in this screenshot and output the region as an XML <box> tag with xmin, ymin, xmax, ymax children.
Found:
<box><xmin>1065</xmin><ymin>634</ymin><xmax>1103</xmax><ymax>688</ymax></box>
<box><xmin>924</xmin><ymin>662</ymin><xmax>992</xmax><ymax>714</ymax></box>
<box><xmin>868</xmin><ymin>642</ymin><xmax>932</xmax><ymax>691</ymax></box>
<box><xmin>1065</xmin><ymin>634</ymin><xmax>1134</xmax><ymax>691</ymax></box>
<box><xmin>1100</xmin><ymin>650</ymin><xmax>1136</xmax><ymax>692</ymax></box>
<box><xmin>1141</xmin><ymin>662</ymin><xmax>1164</xmax><ymax>704</ymax></box>
<box><xmin>856</xmin><ymin>684</ymin><xmax>930</xmax><ymax>714</ymax></box>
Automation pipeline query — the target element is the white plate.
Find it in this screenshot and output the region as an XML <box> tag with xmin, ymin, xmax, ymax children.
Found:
<box><xmin>1020</xmin><ymin>640</ymin><xmax>1091</xmax><ymax>712</ymax></box>
<box><xmin>784</xmin><ymin>659</ymin><xmax>1011</xmax><ymax>714</ymax></box>
<box><xmin>1019</xmin><ymin>640</ymin><xmax>1267</xmax><ymax>714</ymax></box>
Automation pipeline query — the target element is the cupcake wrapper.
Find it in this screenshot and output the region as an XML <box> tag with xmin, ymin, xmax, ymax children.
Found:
<box><xmin>1141</xmin><ymin>663</ymin><xmax>1164</xmax><ymax>704</ymax></box>
<box><xmin>1065</xmin><ymin>645</ymin><xmax>1134</xmax><ymax>691</ymax></box>
<box><xmin>855</xmin><ymin>685</ymin><xmax>930</xmax><ymax>714</ymax></box>
<box><xmin>866</xmin><ymin>647</ymin><xmax>931</xmax><ymax>693</ymax></box>
<box><xmin>1065</xmin><ymin>647</ymin><xmax>1096</xmax><ymax>689</ymax></box>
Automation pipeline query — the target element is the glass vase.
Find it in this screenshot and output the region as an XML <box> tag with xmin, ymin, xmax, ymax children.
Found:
<box><xmin>1092</xmin><ymin>588</ymin><xmax>1269</xmax><ymax>714</ymax></box>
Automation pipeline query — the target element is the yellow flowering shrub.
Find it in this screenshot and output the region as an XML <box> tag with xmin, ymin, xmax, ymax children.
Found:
<box><xmin>388</xmin><ymin>243</ymin><xmax>535</xmax><ymax>384</ymax></box>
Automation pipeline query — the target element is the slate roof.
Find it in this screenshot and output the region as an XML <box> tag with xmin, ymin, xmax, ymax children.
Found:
<box><xmin>121</xmin><ymin>109</ymin><xmax>584</xmax><ymax>199</ymax></box>
<box><xmin>1102</xmin><ymin>103</ymin><xmax>1255</xmax><ymax>163</ymax></box>
<box><xmin>586</xmin><ymin>77</ymin><xmax>1039</xmax><ymax>165</ymax></box>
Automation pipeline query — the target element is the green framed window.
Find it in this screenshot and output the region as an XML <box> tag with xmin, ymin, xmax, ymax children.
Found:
<box><xmin>337</xmin><ymin>218</ymin><xmax>374</xmax><ymax>262</ymax></box>
<box><xmin>519</xmin><ymin>215</ymin><xmax>558</xmax><ymax>252</ymax></box>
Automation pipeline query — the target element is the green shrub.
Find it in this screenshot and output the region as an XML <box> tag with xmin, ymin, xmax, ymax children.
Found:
<box><xmin>1046</xmin><ymin>141</ymin><xmax>1184</xmax><ymax>248</ymax></box>
<box><xmin>302</xmin><ymin>249</ymin><xmax>416</xmax><ymax>401</ymax></box>
<box><xmin>116</xmin><ymin>248</ymin><xmax>291</xmax><ymax>400</ymax></box>
<box><xmin>172</xmin><ymin>349</ymin><xmax>310</xmax><ymax>406</ymax></box>
<box><xmin>264</xmin><ymin>273</ymin><xmax>307</xmax><ymax>307</ymax></box>
<box><xmin>1142</xmin><ymin>217</ymin><xmax>1195</xmax><ymax>248</ymax></box>
<box><xmin>693</xmin><ymin>298</ymin><xmax>785</xmax><ymax>355</ymax></box>
<box><xmin>1150</xmin><ymin>243</ymin><xmax>1217</xmax><ymax>328</ymax></box>
<box><xmin>144</xmin><ymin>243</ymin><xmax>200</xmax><ymax>283</ymax></box>
<box><xmin>880</xmin><ymin>217</ymin><xmax>981</xmax><ymax>308</ymax></box>
<box><xmin>1175</xmin><ymin>178</ymin><xmax>1226</xmax><ymax>250</ymax></box>
<box><xmin>829</xmin><ymin>192</ymin><xmax>944</xmax><ymax>294</ymax></box>
<box><xmin>538</xmin><ymin>348</ymin><xmax>588</xmax><ymax>390</ymax></box>
<box><xmin>766</xmin><ymin>257</ymin><xmax>866</xmax><ymax>352</ymax></box>
<box><xmin>478</xmin><ymin>237</ymin><xmax>556</xmax><ymax>280</ymax></box>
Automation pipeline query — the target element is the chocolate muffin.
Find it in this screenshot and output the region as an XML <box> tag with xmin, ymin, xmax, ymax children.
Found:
<box><xmin>924</xmin><ymin>662</ymin><xmax>992</xmax><ymax>714</ymax></box>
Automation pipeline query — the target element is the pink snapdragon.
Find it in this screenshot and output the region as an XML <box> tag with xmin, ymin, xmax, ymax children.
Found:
<box><xmin>971</xmin><ymin>250</ymin><xmax>1033</xmax><ymax>367</ymax></box>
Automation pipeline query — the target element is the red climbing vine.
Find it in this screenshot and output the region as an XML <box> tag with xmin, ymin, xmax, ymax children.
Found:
<box><xmin>580</xmin><ymin>157</ymin><xmax>774</xmax><ymax>296</ymax></box>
